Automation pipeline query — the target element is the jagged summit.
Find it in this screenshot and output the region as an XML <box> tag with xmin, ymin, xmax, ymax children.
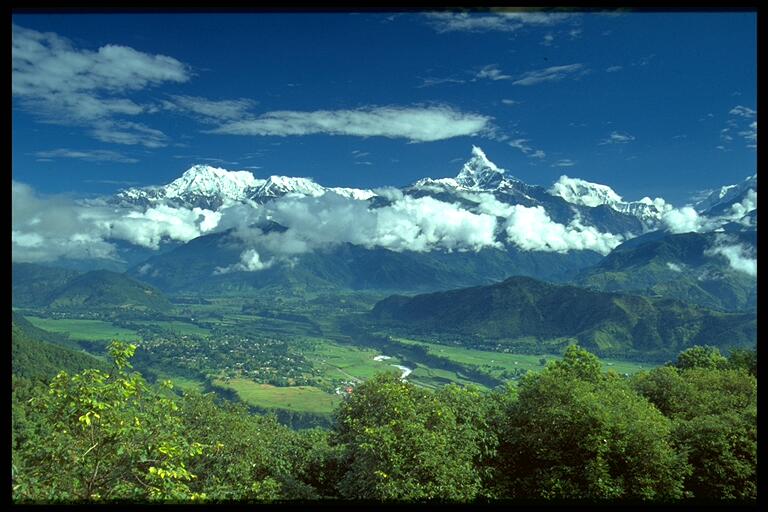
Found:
<box><xmin>455</xmin><ymin>145</ymin><xmax>512</xmax><ymax>189</ymax></box>
<box><xmin>412</xmin><ymin>146</ymin><xmax>520</xmax><ymax>191</ymax></box>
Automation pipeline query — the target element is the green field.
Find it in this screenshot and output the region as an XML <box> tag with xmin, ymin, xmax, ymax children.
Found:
<box><xmin>212</xmin><ymin>378</ymin><xmax>341</xmax><ymax>414</ymax></box>
<box><xmin>131</xmin><ymin>320</ymin><xmax>211</xmax><ymax>337</ymax></box>
<box><xmin>305</xmin><ymin>338</ymin><xmax>410</xmax><ymax>383</ymax></box>
<box><xmin>24</xmin><ymin>317</ymin><xmax>140</xmax><ymax>342</ymax></box>
<box><xmin>393</xmin><ymin>337</ymin><xmax>652</xmax><ymax>379</ymax></box>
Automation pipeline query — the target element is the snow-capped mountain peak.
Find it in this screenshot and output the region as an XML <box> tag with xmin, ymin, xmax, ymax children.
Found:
<box><xmin>411</xmin><ymin>146</ymin><xmax>520</xmax><ymax>192</ymax></box>
<box><xmin>115</xmin><ymin>164</ymin><xmax>265</xmax><ymax>209</ymax></box>
<box><xmin>250</xmin><ymin>175</ymin><xmax>327</xmax><ymax>200</ymax></box>
<box><xmin>549</xmin><ymin>175</ymin><xmax>624</xmax><ymax>207</ymax></box>
<box><xmin>694</xmin><ymin>174</ymin><xmax>757</xmax><ymax>213</ymax></box>
<box><xmin>163</xmin><ymin>165</ymin><xmax>263</xmax><ymax>201</ymax></box>
<box><xmin>549</xmin><ymin>175</ymin><xmax>670</xmax><ymax>226</ymax></box>
<box><xmin>455</xmin><ymin>145</ymin><xmax>508</xmax><ymax>189</ymax></box>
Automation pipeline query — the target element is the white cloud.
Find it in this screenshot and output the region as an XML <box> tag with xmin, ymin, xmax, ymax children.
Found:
<box><xmin>508</xmin><ymin>138</ymin><xmax>546</xmax><ymax>158</ymax></box>
<box><xmin>214</xmin><ymin>249</ymin><xmax>273</xmax><ymax>274</ymax></box>
<box><xmin>661</xmin><ymin>206</ymin><xmax>705</xmax><ymax>234</ymax></box>
<box><xmin>12</xmin><ymin>23</ymin><xmax>189</xmax><ymax>147</ymax></box>
<box><xmin>467</xmin><ymin>193</ymin><xmax>623</xmax><ymax>255</ymax></box>
<box><xmin>165</xmin><ymin>95</ymin><xmax>257</xmax><ymax>122</ymax></box>
<box><xmin>666</xmin><ymin>262</ymin><xmax>683</xmax><ymax>272</ymax></box>
<box><xmin>12</xmin><ymin>181</ymin><xmax>118</xmax><ymax>262</ymax></box>
<box><xmin>35</xmin><ymin>148</ymin><xmax>138</xmax><ymax>163</ymax></box>
<box><xmin>425</xmin><ymin>11</ymin><xmax>575</xmax><ymax>33</ymax></box>
<box><xmin>476</xmin><ymin>64</ymin><xmax>512</xmax><ymax>81</ymax></box>
<box><xmin>605</xmin><ymin>65</ymin><xmax>623</xmax><ymax>73</ymax></box>
<box><xmin>501</xmin><ymin>99</ymin><xmax>520</xmax><ymax>106</ymax></box>
<box><xmin>12</xmin><ymin>180</ymin><xmax>223</xmax><ymax>263</ymax></box>
<box><xmin>599</xmin><ymin>131</ymin><xmax>635</xmax><ymax>145</ymax></box>
<box><xmin>705</xmin><ymin>235</ymin><xmax>756</xmax><ymax>277</ymax></box>
<box><xmin>504</xmin><ymin>204</ymin><xmax>623</xmax><ymax>255</ymax></box>
<box><xmin>729</xmin><ymin>105</ymin><xmax>756</xmax><ymax>117</ymax></box>
<box><xmin>551</xmin><ymin>159</ymin><xmax>575</xmax><ymax>167</ymax></box>
<box><xmin>512</xmin><ymin>63</ymin><xmax>585</xmax><ymax>86</ymax></box>
<box><xmin>210</xmin><ymin>106</ymin><xmax>491</xmax><ymax>142</ymax></box>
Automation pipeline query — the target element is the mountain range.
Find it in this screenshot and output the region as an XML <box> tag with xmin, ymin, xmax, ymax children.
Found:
<box><xmin>14</xmin><ymin>147</ymin><xmax>756</xmax><ymax>310</ymax></box>
<box><xmin>370</xmin><ymin>275</ymin><xmax>756</xmax><ymax>360</ymax></box>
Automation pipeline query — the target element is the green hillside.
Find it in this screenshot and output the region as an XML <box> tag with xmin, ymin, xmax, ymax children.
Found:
<box><xmin>12</xmin><ymin>312</ymin><xmax>108</xmax><ymax>382</ymax></box>
<box><xmin>12</xmin><ymin>263</ymin><xmax>81</xmax><ymax>307</ymax></box>
<box><xmin>576</xmin><ymin>231</ymin><xmax>756</xmax><ymax>311</ymax></box>
<box><xmin>45</xmin><ymin>270</ymin><xmax>172</xmax><ymax>312</ymax></box>
<box><xmin>371</xmin><ymin>276</ymin><xmax>755</xmax><ymax>359</ymax></box>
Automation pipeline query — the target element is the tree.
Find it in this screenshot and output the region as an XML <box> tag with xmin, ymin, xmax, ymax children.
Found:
<box><xmin>673</xmin><ymin>345</ymin><xmax>727</xmax><ymax>371</ymax></box>
<box><xmin>497</xmin><ymin>345</ymin><xmax>687</xmax><ymax>501</ymax></box>
<box><xmin>331</xmin><ymin>372</ymin><xmax>488</xmax><ymax>501</ymax></box>
<box><xmin>632</xmin><ymin>364</ymin><xmax>757</xmax><ymax>500</ymax></box>
<box><xmin>13</xmin><ymin>341</ymin><xmax>207</xmax><ymax>503</ymax></box>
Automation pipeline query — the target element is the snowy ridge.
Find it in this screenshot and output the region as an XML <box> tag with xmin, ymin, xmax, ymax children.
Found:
<box><xmin>694</xmin><ymin>174</ymin><xmax>757</xmax><ymax>213</ymax></box>
<box><xmin>549</xmin><ymin>175</ymin><xmax>670</xmax><ymax>225</ymax></box>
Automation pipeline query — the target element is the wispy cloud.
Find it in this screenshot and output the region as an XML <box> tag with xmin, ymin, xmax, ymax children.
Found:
<box><xmin>417</xmin><ymin>76</ymin><xmax>467</xmax><ymax>88</ymax></box>
<box><xmin>551</xmin><ymin>159</ymin><xmax>575</xmax><ymax>167</ymax></box>
<box><xmin>508</xmin><ymin>139</ymin><xmax>546</xmax><ymax>158</ymax></box>
<box><xmin>512</xmin><ymin>63</ymin><xmax>586</xmax><ymax>86</ymax></box>
<box><xmin>425</xmin><ymin>10</ymin><xmax>575</xmax><ymax>33</ymax></box>
<box><xmin>605</xmin><ymin>65</ymin><xmax>623</xmax><ymax>73</ymax></box>
<box><xmin>599</xmin><ymin>131</ymin><xmax>636</xmax><ymax>145</ymax></box>
<box><xmin>209</xmin><ymin>106</ymin><xmax>492</xmax><ymax>142</ymax></box>
<box><xmin>164</xmin><ymin>95</ymin><xmax>257</xmax><ymax>122</ymax></box>
<box><xmin>35</xmin><ymin>148</ymin><xmax>139</xmax><ymax>163</ymax></box>
<box><xmin>720</xmin><ymin>105</ymin><xmax>757</xmax><ymax>150</ymax></box>
<box><xmin>501</xmin><ymin>99</ymin><xmax>521</xmax><ymax>106</ymax></box>
<box><xmin>475</xmin><ymin>64</ymin><xmax>512</xmax><ymax>81</ymax></box>
<box><xmin>729</xmin><ymin>105</ymin><xmax>756</xmax><ymax>117</ymax></box>
<box><xmin>12</xmin><ymin>23</ymin><xmax>190</xmax><ymax>147</ymax></box>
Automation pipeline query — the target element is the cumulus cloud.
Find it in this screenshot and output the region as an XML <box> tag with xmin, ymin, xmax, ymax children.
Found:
<box><xmin>467</xmin><ymin>192</ymin><xmax>623</xmax><ymax>255</ymax></box>
<box><xmin>12</xmin><ymin>180</ymin><xmax>222</xmax><ymax>263</ymax></box>
<box><xmin>35</xmin><ymin>148</ymin><xmax>138</xmax><ymax>163</ymax></box>
<box><xmin>12</xmin><ymin>23</ymin><xmax>190</xmax><ymax>147</ymax></box>
<box><xmin>209</xmin><ymin>106</ymin><xmax>491</xmax><ymax>142</ymax></box>
<box><xmin>12</xmin><ymin>181</ymin><xmax>118</xmax><ymax>262</ymax></box>
<box><xmin>705</xmin><ymin>235</ymin><xmax>756</xmax><ymax>277</ymax></box>
<box><xmin>214</xmin><ymin>249</ymin><xmax>273</xmax><ymax>274</ymax></box>
<box><xmin>512</xmin><ymin>63</ymin><xmax>585</xmax><ymax>86</ymax></box>
<box><xmin>661</xmin><ymin>206</ymin><xmax>706</xmax><ymax>234</ymax></box>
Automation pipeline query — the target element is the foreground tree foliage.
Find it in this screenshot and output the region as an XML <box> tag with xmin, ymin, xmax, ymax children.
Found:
<box><xmin>11</xmin><ymin>341</ymin><xmax>757</xmax><ymax>503</ymax></box>
<box><xmin>496</xmin><ymin>346</ymin><xmax>687</xmax><ymax>500</ymax></box>
<box><xmin>632</xmin><ymin>347</ymin><xmax>757</xmax><ymax>500</ymax></box>
<box><xmin>13</xmin><ymin>342</ymin><xmax>207</xmax><ymax>502</ymax></box>
<box><xmin>331</xmin><ymin>372</ymin><xmax>497</xmax><ymax>501</ymax></box>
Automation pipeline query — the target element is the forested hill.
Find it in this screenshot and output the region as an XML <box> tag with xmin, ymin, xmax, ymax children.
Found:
<box><xmin>43</xmin><ymin>270</ymin><xmax>172</xmax><ymax>312</ymax></box>
<box><xmin>371</xmin><ymin>276</ymin><xmax>756</xmax><ymax>359</ymax></box>
<box><xmin>12</xmin><ymin>312</ymin><xmax>108</xmax><ymax>382</ymax></box>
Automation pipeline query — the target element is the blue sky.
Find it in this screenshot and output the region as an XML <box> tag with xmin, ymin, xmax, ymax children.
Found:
<box><xmin>12</xmin><ymin>10</ymin><xmax>757</xmax><ymax>205</ymax></box>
